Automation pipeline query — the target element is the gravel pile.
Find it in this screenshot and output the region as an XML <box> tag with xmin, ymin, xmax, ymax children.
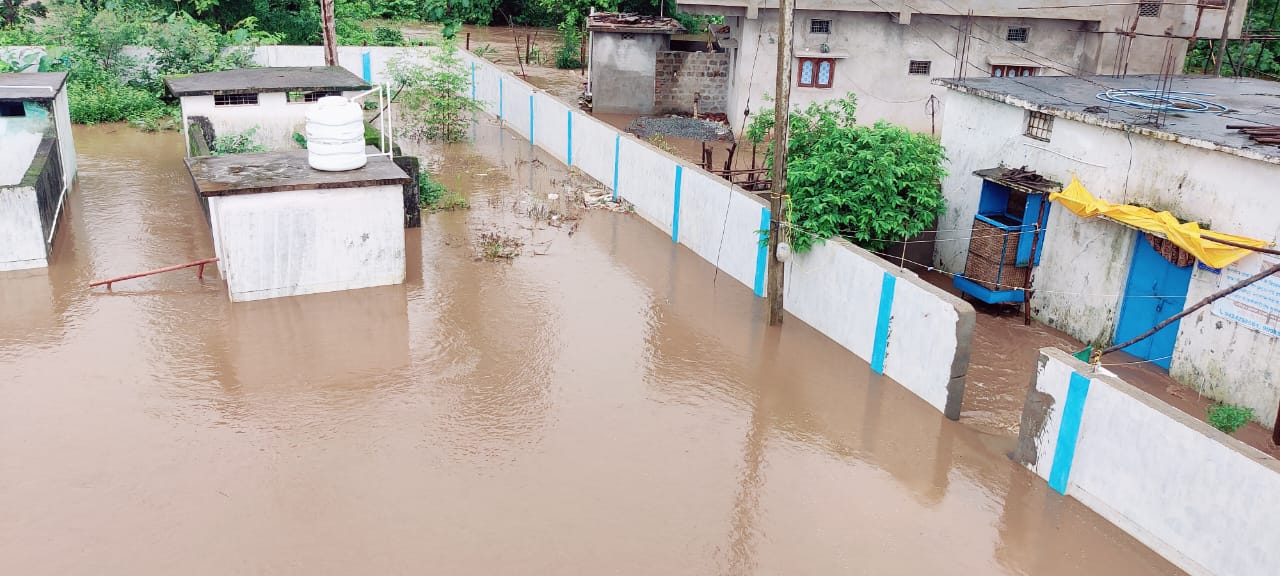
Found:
<box><xmin>625</xmin><ymin>116</ymin><xmax>733</xmax><ymax>142</ymax></box>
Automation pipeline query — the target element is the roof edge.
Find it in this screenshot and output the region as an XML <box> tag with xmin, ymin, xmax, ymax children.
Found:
<box><xmin>934</xmin><ymin>78</ymin><xmax>1280</xmax><ymax>167</ymax></box>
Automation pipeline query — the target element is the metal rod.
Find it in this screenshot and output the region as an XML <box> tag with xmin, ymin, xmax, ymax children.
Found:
<box><xmin>1214</xmin><ymin>0</ymin><xmax>1238</xmax><ymax>75</ymax></box>
<box><xmin>90</xmin><ymin>258</ymin><xmax>219</xmax><ymax>289</ymax></box>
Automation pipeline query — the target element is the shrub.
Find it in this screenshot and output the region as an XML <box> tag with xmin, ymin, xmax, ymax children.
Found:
<box><xmin>419</xmin><ymin>172</ymin><xmax>446</xmax><ymax>207</ymax></box>
<box><xmin>387</xmin><ymin>42</ymin><xmax>482</xmax><ymax>142</ymax></box>
<box><xmin>372</xmin><ymin>25</ymin><xmax>404</xmax><ymax>46</ymax></box>
<box><xmin>212</xmin><ymin>127</ymin><xmax>266</xmax><ymax>155</ymax></box>
<box><xmin>67</xmin><ymin>80</ymin><xmax>165</xmax><ymax>124</ymax></box>
<box><xmin>1206</xmin><ymin>403</ymin><xmax>1254</xmax><ymax>434</ymax></box>
<box><xmin>554</xmin><ymin>26</ymin><xmax>583</xmax><ymax>69</ymax></box>
<box><xmin>749</xmin><ymin>95</ymin><xmax>946</xmax><ymax>253</ymax></box>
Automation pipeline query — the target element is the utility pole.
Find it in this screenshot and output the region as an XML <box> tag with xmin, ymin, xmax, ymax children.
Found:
<box><xmin>767</xmin><ymin>0</ymin><xmax>794</xmax><ymax>326</ymax></box>
<box><xmin>321</xmin><ymin>0</ymin><xmax>338</xmax><ymax>66</ymax></box>
<box><xmin>1214</xmin><ymin>0</ymin><xmax>1238</xmax><ymax>75</ymax></box>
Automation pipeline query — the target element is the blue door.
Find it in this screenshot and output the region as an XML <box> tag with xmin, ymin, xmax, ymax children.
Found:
<box><xmin>1114</xmin><ymin>234</ymin><xmax>1193</xmax><ymax>369</ymax></box>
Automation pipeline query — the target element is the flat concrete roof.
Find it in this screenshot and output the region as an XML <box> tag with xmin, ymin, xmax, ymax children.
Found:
<box><xmin>0</xmin><ymin>72</ymin><xmax>68</xmax><ymax>102</ymax></box>
<box><xmin>936</xmin><ymin>75</ymin><xmax>1280</xmax><ymax>165</ymax></box>
<box><xmin>186</xmin><ymin>149</ymin><xmax>410</xmax><ymax>197</ymax></box>
<box><xmin>165</xmin><ymin>67</ymin><xmax>371</xmax><ymax>97</ymax></box>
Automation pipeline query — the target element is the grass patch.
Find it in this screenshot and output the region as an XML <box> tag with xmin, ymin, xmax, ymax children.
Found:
<box><xmin>419</xmin><ymin>172</ymin><xmax>469</xmax><ymax>211</ymax></box>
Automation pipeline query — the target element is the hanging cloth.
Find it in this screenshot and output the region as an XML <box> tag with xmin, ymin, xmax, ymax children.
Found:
<box><xmin>1048</xmin><ymin>175</ymin><xmax>1270</xmax><ymax>270</ymax></box>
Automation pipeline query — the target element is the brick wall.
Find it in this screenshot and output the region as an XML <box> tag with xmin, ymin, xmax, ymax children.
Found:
<box><xmin>654</xmin><ymin>51</ymin><xmax>730</xmax><ymax>115</ymax></box>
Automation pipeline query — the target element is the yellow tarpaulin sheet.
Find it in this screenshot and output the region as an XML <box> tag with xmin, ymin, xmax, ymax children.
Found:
<box><xmin>1049</xmin><ymin>176</ymin><xmax>1270</xmax><ymax>270</ymax></box>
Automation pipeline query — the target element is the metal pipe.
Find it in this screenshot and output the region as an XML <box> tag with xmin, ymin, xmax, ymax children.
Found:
<box><xmin>1214</xmin><ymin>0</ymin><xmax>1238</xmax><ymax>75</ymax></box>
<box><xmin>90</xmin><ymin>258</ymin><xmax>219</xmax><ymax>289</ymax></box>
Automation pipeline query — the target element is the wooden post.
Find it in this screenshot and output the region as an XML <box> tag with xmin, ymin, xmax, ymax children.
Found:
<box><xmin>767</xmin><ymin>0</ymin><xmax>794</xmax><ymax>326</ymax></box>
<box><xmin>1022</xmin><ymin>198</ymin><xmax>1048</xmax><ymax>326</ymax></box>
<box><xmin>320</xmin><ymin>0</ymin><xmax>338</xmax><ymax>66</ymax></box>
<box><xmin>1214</xmin><ymin>0</ymin><xmax>1238</xmax><ymax>75</ymax></box>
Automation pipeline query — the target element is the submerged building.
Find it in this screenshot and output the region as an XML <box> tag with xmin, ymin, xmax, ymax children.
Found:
<box><xmin>186</xmin><ymin>149</ymin><xmax>411</xmax><ymax>302</ymax></box>
<box><xmin>166</xmin><ymin>66</ymin><xmax>372</xmax><ymax>155</ymax></box>
<box><xmin>0</xmin><ymin>72</ymin><xmax>77</xmax><ymax>272</ymax></box>
<box><xmin>935</xmin><ymin>74</ymin><xmax>1280</xmax><ymax>428</ymax></box>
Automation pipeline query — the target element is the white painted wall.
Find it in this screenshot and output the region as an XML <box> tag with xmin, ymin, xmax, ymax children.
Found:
<box><xmin>785</xmin><ymin>237</ymin><xmax>973</xmax><ymax>417</ymax></box>
<box><xmin>53</xmin><ymin>88</ymin><xmax>77</xmax><ymax>187</ymax></box>
<box><xmin>207</xmin><ymin>184</ymin><xmax>405</xmax><ymax>302</ymax></box>
<box><xmin>0</xmin><ymin>185</ymin><xmax>47</xmax><ymax>272</ymax></box>
<box><xmin>1022</xmin><ymin>348</ymin><xmax>1280</xmax><ymax>576</ymax></box>
<box><xmin>422</xmin><ymin>48</ymin><xmax>975</xmax><ymax>418</ymax></box>
<box><xmin>938</xmin><ymin>89</ymin><xmax>1280</xmax><ymax>427</ymax></box>
<box><xmin>181</xmin><ymin>89</ymin><xmax>366</xmax><ymax>153</ymax></box>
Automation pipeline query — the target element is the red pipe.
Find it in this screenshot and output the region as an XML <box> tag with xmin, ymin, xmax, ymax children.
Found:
<box><xmin>90</xmin><ymin>257</ymin><xmax>218</xmax><ymax>289</ymax></box>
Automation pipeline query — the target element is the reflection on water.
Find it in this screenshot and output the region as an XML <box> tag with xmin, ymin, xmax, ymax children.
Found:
<box><xmin>0</xmin><ymin>122</ymin><xmax>1182</xmax><ymax>575</ymax></box>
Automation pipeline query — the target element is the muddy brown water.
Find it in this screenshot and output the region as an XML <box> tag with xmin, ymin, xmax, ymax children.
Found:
<box><xmin>0</xmin><ymin>122</ymin><xmax>1184</xmax><ymax>575</ymax></box>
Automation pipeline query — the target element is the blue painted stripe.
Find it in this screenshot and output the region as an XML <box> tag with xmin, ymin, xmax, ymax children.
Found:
<box><xmin>611</xmin><ymin>134</ymin><xmax>620</xmax><ymax>201</ymax></box>
<box><xmin>671</xmin><ymin>165</ymin><xmax>683</xmax><ymax>243</ymax></box>
<box><xmin>498</xmin><ymin>77</ymin><xmax>504</xmax><ymax>119</ymax></box>
<box><xmin>470</xmin><ymin>61</ymin><xmax>476</xmax><ymax>101</ymax></box>
<box><xmin>753</xmin><ymin>207</ymin><xmax>770</xmax><ymax>297</ymax></box>
<box><xmin>529</xmin><ymin>94</ymin><xmax>535</xmax><ymax>144</ymax></box>
<box><xmin>870</xmin><ymin>273</ymin><xmax>897</xmax><ymax>374</ymax></box>
<box><xmin>1048</xmin><ymin>372</ymin><xmax>1092</xmax><ymax>494</ymax></box>
<box><xmin>362</xmin><ymin>52</ymin><xmax>371</xmax><ymax>82</ymax></box>
<box><xmin>566</xmin><ymin>110</ymin><xmax>573</xmax><ymax>165</ymax></box>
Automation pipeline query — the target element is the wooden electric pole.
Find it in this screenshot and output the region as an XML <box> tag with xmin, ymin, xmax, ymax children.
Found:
<box><xmin>321</xmin><ymin>0</ymin><xmax>338</xmax><ymax>66</ymax></box>
<box><xmin>767</xmin><ymin>0</ymin><xmax>794</xmax><ymax>326</ymax></box>
<box><xmin>1214</xmin><ymin>0</ymin><xmax>1238</xmax><ymax>75</ymax></box>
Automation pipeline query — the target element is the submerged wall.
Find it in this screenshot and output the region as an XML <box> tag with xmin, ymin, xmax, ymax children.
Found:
<box><xmin>180</xmin><ymin>89</ymin><xmax>367</xmax><ymax>154</ymax></box>
<box><xmin>456</xmin><ymin>48</ymin><xmax>975</xmax><ymax>420</ymax></box>
<box><xmin>1017</xmin><ymin>348</ymin><xmax>1280</xmax><ymax>576</ymax></box>
<box><xmin>207</xmin><ymin>184</ymin><xmax>406</xmax><ymax>302</ymax></box>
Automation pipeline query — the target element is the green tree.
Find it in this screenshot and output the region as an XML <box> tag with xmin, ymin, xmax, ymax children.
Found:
<box><xmin>749</xmin><ymin>95</ymin><xmax>947</xmax><ymax>253</ymax></box>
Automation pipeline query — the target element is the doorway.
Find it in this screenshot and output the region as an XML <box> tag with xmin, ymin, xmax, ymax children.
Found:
<box><xmin>1114</xmin><ymin>234</ymin><xmax>1193</xmax><ymax>369</ymax></box>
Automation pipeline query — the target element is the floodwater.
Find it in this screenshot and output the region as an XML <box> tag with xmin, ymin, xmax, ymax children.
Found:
<box><xmin>0</xmin><ymin>122</ymin><xmax>1185</xmax><ymax>575</ymax></box>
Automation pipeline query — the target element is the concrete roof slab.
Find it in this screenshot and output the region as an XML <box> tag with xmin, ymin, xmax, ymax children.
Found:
<box><xmin>165</xmin><ymin>67</ymin><xmax>371</xmax><ymax>97</ymax></box>
<box><xmin>0</xmin><ymin>72</ymin><xmax>68</xmax><ymax>102</ymax></box>
<box><xmin>186</xmin><ymin>149</ymin><xmax>410</xmax><ymax>197</ymax></box>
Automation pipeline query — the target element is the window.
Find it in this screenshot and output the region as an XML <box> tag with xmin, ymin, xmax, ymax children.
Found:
<box><xmin>287</xmin><ymin>90</ymin><xmax>340</xmax><ymax>103</ymax></box>
<box><xmin>991</xmin><ymin>64</ymin><xmax>1039</xmax><ymax>77</ymax></box>
<box><xmin>214</xmin><ymin>93</ymin><xmax>259</xmax><ymax>106</ymax></box>
<box><xmin>1006</xmin><ymin>26</ymin><xmax>1029</xmax><ymax>43</ymax></box>
<box><xmin>621</xmin><ymin>32</ymin><xmax>636</xmax><ymax>40</ymax></box>
<box><xmin>0</xmin><ymin>101</ymin><xmax>24</xmax><ymax>117</ymax></box>
<box><xmin>1024</xmin><ymin>111</ymin><xmax>1054</xmax><ymax>141</ymax></box>
<box><xmin>810</xmin><ymin>19</ymin><xmax>831</xmax><ymax>34</ymax></box>
<box><xmin>797</xmin><ymin>57</ymin><xmax>835</xmax><ymax>88</ymax></box>
<box><xmin>1138</xmin><ymin>0</ymin><xmax>1162</xmax><ymax>16</ymax></box>
<box><xmin>908</xmin><ymin>60</ymin><xmax>932</xmax><ymax>75</ymax></box>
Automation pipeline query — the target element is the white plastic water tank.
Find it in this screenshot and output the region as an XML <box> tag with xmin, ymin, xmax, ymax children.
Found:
<box><xmin>306</xmin><ymin>96</ymin><xmax>367</xmax><ymax>171</ymax></box>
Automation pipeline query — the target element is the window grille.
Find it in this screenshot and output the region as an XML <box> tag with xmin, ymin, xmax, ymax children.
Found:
<box><xmin>908</xmin><ymin>60</ymin><xmax>932</xmax><ymax>75</ymax></box>
<box><xmin>1025</xmin><ymin>111</ymin><xmax>1054</xmax><ymax>141</ymax></box>
<box><xmin>213</xmin><ymin>93</ymin><xmax>259</xmax><ymax>106</ymax></box>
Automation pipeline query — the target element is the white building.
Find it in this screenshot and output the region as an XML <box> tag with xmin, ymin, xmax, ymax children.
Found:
<box><xmin>936</xmin><ymin>74</ymin><xmax>1280</xmax><ymax>428</ymax></box>
<box><xmin>186</xmin><ymin>149</ymin><xmax>410</xmax><ymax>302</ymax></box>
<box><xmin>678</xmin><ymin>0</ymin><xmax>1247</xmax><ymax>133</ymax></box>
<box><xmin>166</xmin><ymin>67</ymin><xmax>371</xmax><ymax>155</ymax></box>
<box><xmin>0</xmin><ymin>72</ymin><xmax>77</xmax><ymax>272</ymax></box>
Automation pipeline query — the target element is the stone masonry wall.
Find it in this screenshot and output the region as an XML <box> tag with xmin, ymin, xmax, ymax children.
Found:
<box><xmin>654</xmin><ymin>51</ymin><xmax>729</xmax><ymax>115</ymax></box>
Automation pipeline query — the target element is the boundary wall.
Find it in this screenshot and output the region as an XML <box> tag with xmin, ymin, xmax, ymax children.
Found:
<box><xmin>2</xmin><ymin>43</ymin><xmax>974</xmax><ymax>420</ymax></box>
<box><xmin>1016</xmin><ymin>348</ymin><xmax>1280</xmax><ymax>576</ymax></box>
<box><xmin>456</xmin><ymin>49</ymin><xmax>974</xmax><ymax>420</ymax></box>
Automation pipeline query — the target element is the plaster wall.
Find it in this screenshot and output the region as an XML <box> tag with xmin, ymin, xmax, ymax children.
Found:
<box><xmin>207</xmin><ymin>184</ymin><xmax>405</xmax><ymax>302</ymax></box>
<box><xmin>180</xmin><ymin>90</ymin><xmax>366</xmax><ymax>153</ymax></box>
<box><xmin>1019</xmin><ymin>349</ymin><xmax>1280</xmax><ymax>576</ymax></box>
<box><xmin>0</xmin><ymin>185</ymin><xmax>47</xmax><ymax>272</ymax></box>
<box><xmin>939</xmin><ymin>89</ymin><xmax>1280</xmax><ymax>426</ymax></box>
<box><xmin>590</xmin><ymin>32</ymin><xmax>667</xmax><ymax>115</ymax></box>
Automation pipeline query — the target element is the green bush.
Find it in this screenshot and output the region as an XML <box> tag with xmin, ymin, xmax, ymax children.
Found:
<box><xmin>67</xmin><ymin>80</ymin><xmax>165</xmax><ymax>124</ymax></box>
<box><xmin>212</xmin><ymin>127</ymin><xmax>266</xmax><ymax>155</ymax></box>
<box><xmin>1206</xmin><ymin>403</ymin><xmax>1255</xmax><ymax>434</ymax></box>
<box><xmin>419</xmin><ymin>172</ymin><xmax>447</xmax><ymax>207</ymax></box>
<box><xmin>749</xmin><ymin>95</ymin><xmax>946</xmax><ymax>253</ymax></box>
<box><xmin>372</xmin><ymin>25</ymin><xmax>404</xmax><ymax>46</ymax></box>
<box><xmin>554</xmin><ymin>27</ymin><xmax>583</xmax><ymax>69</ymax></box>
<box><xmin>387</xmin><ymin>42</ymin><xmax>482</xmax><ymax>142</ymax></box>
